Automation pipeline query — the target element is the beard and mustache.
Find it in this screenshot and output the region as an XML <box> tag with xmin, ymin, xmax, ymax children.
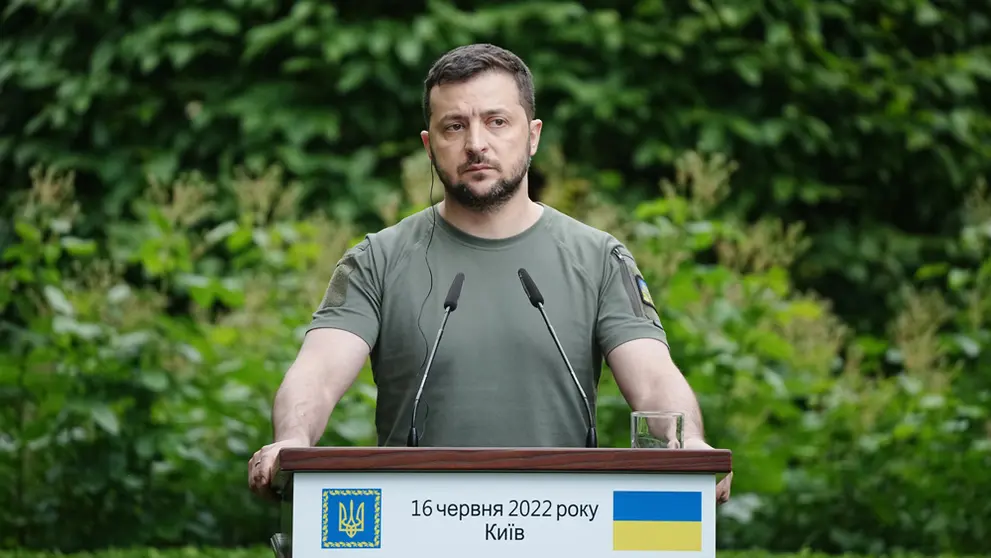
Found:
<box><xmin>430</xmin><ymin>144</ymin><xmax>532</xmax><ymax>213</ymax></box>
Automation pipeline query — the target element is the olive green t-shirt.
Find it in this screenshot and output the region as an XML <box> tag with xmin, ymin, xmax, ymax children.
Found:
<box><xmin>307</xmin><ymin>203</ymin><xmax>668</xmax><ymax>447</ymax></box>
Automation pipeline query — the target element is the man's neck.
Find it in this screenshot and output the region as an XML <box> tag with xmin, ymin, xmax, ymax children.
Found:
<box><xmin>438</xmin><ymin>194</ymin><xmax>543</xmax><ymax>240</ymax></box>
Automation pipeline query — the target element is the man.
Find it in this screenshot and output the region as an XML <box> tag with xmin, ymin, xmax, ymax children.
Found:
<box><xmin>248</xmin><ymin>43</ymin><xmax>732</xmax><ymax>503</ymax></box>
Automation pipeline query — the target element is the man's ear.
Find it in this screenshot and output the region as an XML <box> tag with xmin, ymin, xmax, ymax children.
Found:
<box><xmin>528</xmin><ymin>119</ymin><xmax>543</xmax><ymax>156</ymax></box>
<box><xmin>420</xmin><ymin>130</ymin><xmax>432</xmax><ymax>159</ymax></box>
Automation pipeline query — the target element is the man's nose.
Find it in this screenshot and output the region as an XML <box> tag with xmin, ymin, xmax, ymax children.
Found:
<box><xmin>465</xmin><ymin>125</ymin><xmax>488</xmax><ymax>153</ymax></box>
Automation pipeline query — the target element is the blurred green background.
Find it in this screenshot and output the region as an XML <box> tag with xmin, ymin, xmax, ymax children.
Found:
<box><xmin>1</xmin><ymin>1</ymin><xmax>989</xmax><ymax>557</ymax></box>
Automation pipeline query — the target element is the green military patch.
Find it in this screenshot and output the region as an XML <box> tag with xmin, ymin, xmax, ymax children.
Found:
<box><xmin>320</xmin><ymin>255</ymin><xmax>357</xmax><ymax>308</ymax></box>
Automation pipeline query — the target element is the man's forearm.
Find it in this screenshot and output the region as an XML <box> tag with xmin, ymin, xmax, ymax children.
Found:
<box><xmin>659</xmin><ymin>373</ymin><xmax>705</xmax><ymax>442</ymax></box>
<box><xmin>639</xmin><ymin>365</ymin><xmax>706</xmax><ymax>442</ymax></box>
<box><xmin>271</xmin><ymin>364</ymin><xmax>335</xmax><ymax>445</ymax></box>
<box><xmin>608</xmin><ymin>338</ymin><xmax>707</xmax><ymax>442</ymax></box>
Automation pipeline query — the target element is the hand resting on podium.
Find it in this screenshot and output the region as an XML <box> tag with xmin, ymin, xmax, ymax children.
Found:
<box><xmin>248</xmin><ymin>327</ymin><xmax>370</xmax><ymax>501</ymax></box>
<box><xmin>606</xmin><ymin>337</ymin><xmax>734</xmax><ymax>504</ymax></box>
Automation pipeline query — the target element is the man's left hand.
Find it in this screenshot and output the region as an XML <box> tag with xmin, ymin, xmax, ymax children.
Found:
<box><xmin>682</xmin><ymin>438</ymin><xmax>733</xmax><ymax>504</ymax></box>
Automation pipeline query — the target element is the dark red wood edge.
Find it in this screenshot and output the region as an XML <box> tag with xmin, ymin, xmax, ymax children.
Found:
<box><xmin>275</xmin><ymin>447</ymin><xmax>732</xmax><ymax>474</ymax></box>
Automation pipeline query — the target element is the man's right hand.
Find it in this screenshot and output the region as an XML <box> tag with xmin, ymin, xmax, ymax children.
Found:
<box><xmin>248</xmin><ymin>329</ymin><xmax>370</xmax><ymax>500</ymax></box>
<box><xmin>248</xmin><ymin>438</ymin><xmax>310</xmax><ymax>501</ymax></box>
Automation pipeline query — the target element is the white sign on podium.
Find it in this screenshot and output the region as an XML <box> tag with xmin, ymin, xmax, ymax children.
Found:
<box><xmin>289</xmin><ymin>471</ymin><xmax>716</xmax><ymax>557</ymax></box>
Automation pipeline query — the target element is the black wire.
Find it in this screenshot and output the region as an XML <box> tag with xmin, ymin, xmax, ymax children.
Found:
<box><xmin>411</xmin><ymin>162</ymin><xmax>437</xmax><ymax>435</ymax></box>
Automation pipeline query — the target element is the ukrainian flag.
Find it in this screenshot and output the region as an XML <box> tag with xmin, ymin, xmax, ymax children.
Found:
<box><xmin>612</xmin><ymin>490</ymin><xmax>702</xmax><ymax>551</ymax></box>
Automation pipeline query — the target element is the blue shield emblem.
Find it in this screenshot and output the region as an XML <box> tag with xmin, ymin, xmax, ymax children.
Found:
<box><xmin>322</xmin><ymin>488</ymin><xmax>382</xmax><ymax>549</ymax></box>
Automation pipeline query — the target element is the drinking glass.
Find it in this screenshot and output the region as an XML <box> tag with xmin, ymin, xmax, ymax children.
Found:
<box><xmin>631</xmin><ymin>411</ymin><xmax>684</xmax><ymax>448</ymax></box>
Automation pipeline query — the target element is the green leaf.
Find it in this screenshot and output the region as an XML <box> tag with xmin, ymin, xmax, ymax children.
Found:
<box><xmin>140</xmin><ymin>370</ymin><xmax>170</xmax><ymax>392</ymax></box>
<box><xmin>952</xmin><ymin>334</ymin><xmax>981</xmax><ymax>358</ymax></box>
<box><xmin>732</xmin><ymin>56</ymin><xmax>762</xmax><ymax>86</ymax></box>
<box><xmin>14</xmin><ymin>220</ymin><xmax>41</xmax><ymax>242</ymax></box>
<box><xmin>914</xmin><ymin>2</ymin><xmax>941</xmax><ymax>26</ymax></box>
<box><xmin>61</xmin><ymin>236</ymin><xmax>97</xmax><ymax>256</ymax></box>
<box><xmin>90</xmin><ymin>404</ymin><xmax>120</xmax><ymax>436</ymax></box>
<box><xmin>43</xmin><ymin>285</ymin><xmax>74</xmax><ymax>315</ymax></box>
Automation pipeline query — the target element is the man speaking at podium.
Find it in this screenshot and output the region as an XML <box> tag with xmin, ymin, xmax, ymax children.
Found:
<box><xmin>249</xmin><ymin>43</ymin><xmax>732</xmax><ymax>504</ymax></box>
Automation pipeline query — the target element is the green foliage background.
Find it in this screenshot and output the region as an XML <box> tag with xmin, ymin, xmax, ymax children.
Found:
<box><xmin>1</xmin><ymin>0</ymin><xmax>989</xmax><ymax>555</ymax></box>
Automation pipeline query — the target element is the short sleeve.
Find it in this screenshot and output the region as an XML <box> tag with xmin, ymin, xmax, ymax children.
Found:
<box><xmin>306</xmin><ymin>237</ymin><xmax>381</xmax><ymax>350</ymax></box>
<box><xmin>595</xmin><ymin>242</ymin><xmax>669</xmax><ymax>355</ymax></box>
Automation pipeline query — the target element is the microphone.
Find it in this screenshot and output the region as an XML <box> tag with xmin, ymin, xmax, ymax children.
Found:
<box><xmin>517</xmin><ymin>268</ymin><xmax>597</xmax><ymax>448</ymax></box>
<box><xmin>407</xmin><ymin>272</ymin><xmax>465</xmax><ymax>447</ymax></box>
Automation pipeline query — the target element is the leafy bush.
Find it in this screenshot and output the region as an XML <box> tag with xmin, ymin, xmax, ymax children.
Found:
<box><xmin>0</xmin><ymin>166</ymin><xmax>376</xmax><ymax>550</ymax></box>
<box><xmin>3</xmin><ymin>0</ymin><xmax>990</xmax><ymax>336</ymax></box>
<box><xmin>2</xmin><ymin>151</ymin><xmax>988</xmax><ymax>554</ymax></box>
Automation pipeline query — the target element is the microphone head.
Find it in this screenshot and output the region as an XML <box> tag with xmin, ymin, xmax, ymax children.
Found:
<box><xmin>517</xmin><ymin>268</ymin><xmax>544</xmax><ymax>307</ymax></box>
<box><xmin>444</xmin><ymin>272</ymin><xmax>465</xmax><ymax>310</ymax></box>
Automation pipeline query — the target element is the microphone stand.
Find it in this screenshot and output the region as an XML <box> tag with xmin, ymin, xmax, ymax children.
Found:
<box><xmin>407</xmin><ymin>304</ymin><xmax>454</xmax><ymax>447</ymax></box>
<box><xmin>534</xmin><ymin>301</ymin><xmax>598</xmax><ymax>449</ymax></box>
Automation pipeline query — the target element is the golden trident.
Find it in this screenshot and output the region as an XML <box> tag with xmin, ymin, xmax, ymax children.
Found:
<box><xmin>339</xmin><ymin>499</ymin><xmax>365</xmax><ymax>538</ymax></box>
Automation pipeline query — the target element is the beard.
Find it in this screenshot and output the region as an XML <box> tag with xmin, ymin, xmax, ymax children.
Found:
<box><xmin>431</xmin><ymin>146</ymin><xmax>531</xmax><ymax>213</ymax></box>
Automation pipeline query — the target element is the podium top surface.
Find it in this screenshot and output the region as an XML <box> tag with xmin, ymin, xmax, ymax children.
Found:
<box><xmin>275</xmin><ymin>447</ymin><xmax>731</xmax><ymax>474</ymax></box>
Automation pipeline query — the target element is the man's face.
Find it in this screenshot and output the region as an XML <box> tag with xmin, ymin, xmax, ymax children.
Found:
<box><xmin>421</xmin><ymin>70</ymin><xmax>542</xmax><ymax>213</ymax></box>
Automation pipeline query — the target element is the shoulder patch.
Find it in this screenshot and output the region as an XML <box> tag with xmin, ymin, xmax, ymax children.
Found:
<box><xmin>635</xmin><ymin>274</ymin><xmax>655</xmax><ymax>309</ymax></box>
<box><xmin>319</xmin><ymin>249</ymin><xmax>361</xmax><ymax>309</ymax></box>
<box><xmin>320</xmin><ymin>259</ymin><xmax>354</xmax><ymax>309</ymax></box>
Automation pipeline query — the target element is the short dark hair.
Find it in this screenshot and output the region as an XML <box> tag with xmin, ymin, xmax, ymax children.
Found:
<box><xmin>422</xmin><ymin>43</ymin><xmax>535</xmax><ymax>126</ymax></box>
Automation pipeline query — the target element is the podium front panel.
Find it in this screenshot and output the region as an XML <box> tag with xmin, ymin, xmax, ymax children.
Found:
<box><xmin>288</xmin><ymin>470</ymin><xmax>716</xmax><ymax>557</ymax></box>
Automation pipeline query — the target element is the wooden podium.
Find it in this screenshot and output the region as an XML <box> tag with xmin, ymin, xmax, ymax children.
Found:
<box><xmin>272</xmin><ymin>447</ymin><xmax>731</xmax><ymax>557</ymax></box>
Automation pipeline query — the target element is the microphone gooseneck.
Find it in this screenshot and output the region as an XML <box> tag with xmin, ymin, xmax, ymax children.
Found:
<box><xmin>407</xmin><ymin>272</ymin><xmax>465</xmax><ymax>447</ymax></box>
<box><xmin>517</xmin><ymin>268</ymin><xmax>598</xmax><ymax>448</ymax></box>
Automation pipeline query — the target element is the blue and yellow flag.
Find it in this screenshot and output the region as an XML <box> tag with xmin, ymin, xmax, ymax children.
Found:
<box><xmin>612</xmin><ymin>490</ymin><xmax>702</xmax><ymax>551</ymax></box>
